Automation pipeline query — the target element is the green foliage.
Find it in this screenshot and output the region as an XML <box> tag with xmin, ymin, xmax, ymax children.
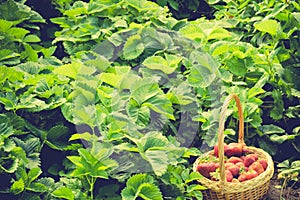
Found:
<box><xmin>179</xmin><ymin>0</ymin><xmax>300</xmax><ymax>155</ymax></box>
<box><xmin>121</xmin><ymin>174</ymin><xmax>163</xmax><ymax>200</ymax></box>
<box><xmin>51</xmin><ymin>0</ymin><xmax>179</xmax><ymax>55</ymax></box>
<box><xmin>0</xmin><ymin>0</ymin><xmax>49</xmax><ymax>64</ymax></box>
<box><xmin>277</xmin><ymin>159</ymin><xmax>300</xmax><ymax>199</ymax></box>
<box><xmin>67</xmin><ymin>143</ymin><xmax>118</xmax><ymax>199</ymax></box>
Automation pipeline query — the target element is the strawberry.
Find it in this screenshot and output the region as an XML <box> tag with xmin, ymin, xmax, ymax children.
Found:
<box><xmin>245</xmin><ymin>170</ymin><xmax>258</xmax><ymax>180</ymax></box>
<box><xmin>228</xmin><ymin>156</ymin><xmax>243</xmax><ymax>164</ymax></box>
<box><xmin>214</xmin><ymin>145</ymin><xmax>218</xmax><ymax>157</ymax></box>
<box><xmin>259</xmin><ymin>159</ymin><xmax>268</xmax><ymax>170</ymax></box>
<box><xmin>235</xmin><ymin>162</ymin><xmax>245</xmax><ymax>168</ymax></box>
<box><xmin>249</xmin><ymin>161</ymin><xmax>264</xmax><ymax>175</ymax></box>
<box><xmin>247</xmin><ymin>153</ymin><xmax>258</xmax><ymax>161</ymax></box>
<box><xmin>240</xmin><ymin>156</ymin><xmax>245</xmax><ymax>161</ymax></box>
<box><xmin>214</xmin><ymin>144</ymin><xmax>228</xmax><ymax>157</ymax></box>
<box><xmin>238</xmin><ymin>172</ymin><xmax>247</xmax><ymax>182</ymax></box>
<box><xmin>214</xmin><ymin>162</ymin><xmax>220</xmax><ymax>169</ymax></box>
<box><xmin>225</xmin><ymin>143</ymin><xmax>243</xmax><ymax>157</ymax></box>
<box><xmin>243</xmin><ymin>155</ymin><xmax>256</xmax><ymax>167</ymax></box>
<box><xmin>197</xmin><ymin>162</ymin><xmax>217</xmax><ymax>178</ymax></box>
<box><xmin>225</xmin><ymin>162</ymin><xmax>235</xmax><ymax>169</ymax></box>
<box><xmin>228</xmin><ymin>165</ymin><xmax>240</xmax><ymax>177</ymax></box>
<box><xmin>225</xmin><ymin>170</ymin><xmax>233</xmax><ymax>182</ymax></box>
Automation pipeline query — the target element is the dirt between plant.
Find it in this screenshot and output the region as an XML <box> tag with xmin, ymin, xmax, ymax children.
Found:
<box><xmin>264</xmin><ymin>171</ymin><xmax>300</xmax><ymax>200</ymax></box>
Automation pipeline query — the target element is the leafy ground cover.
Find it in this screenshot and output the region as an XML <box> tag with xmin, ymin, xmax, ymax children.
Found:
<box><xmin>0</xmin><ymin>0</ymin><xmax>299</xmax><ymax>199</ymax></box>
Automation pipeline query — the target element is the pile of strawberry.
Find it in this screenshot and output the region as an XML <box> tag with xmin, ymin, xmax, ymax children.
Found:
<box><xmin>196</xmin><ymin>143</ymin><xmax>268</xmax><ymax>183</ymax></box>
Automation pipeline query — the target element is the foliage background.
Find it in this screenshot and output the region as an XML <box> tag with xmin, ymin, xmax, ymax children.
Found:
<box><xmin>0</xmin><ymin>0</ymin><xmax>299</xmax><ymax>199</ymax></box>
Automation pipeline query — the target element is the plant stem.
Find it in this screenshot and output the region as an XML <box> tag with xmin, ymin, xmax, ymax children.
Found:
<box><xmin>90</xmin><ymin>176</ymin><xmax>95</xmax><ymax>200</ymax></box>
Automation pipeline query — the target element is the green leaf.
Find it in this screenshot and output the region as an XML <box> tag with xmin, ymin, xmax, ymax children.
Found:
<box><xmin>78</xmin><ymin>148</ymin><xmax>98</xmax><ymax>165</ymax></box>
<box><xmin>99</xmin><ymin>73</ymin><xmax>124</xmax><ymax>88</ymax></box>
<box><xmin>277</xmin><ymin>160</ymin><xmax>290</xmax><ymax>168</ymax></box>
<box><xmin>254</xmin><ymin>19</ymin><xmax>280</xmax><ymax>36</ymax></box>
<box><xmin>247</xmin><ymin>87</ymin><xmax>265</xmax><ymax>98</ymax></box>
<box><xmin>23</xmin><ymin>34</ymin><xmax>41</xmax><ymax>43</ymax></box>
<box><xmin>131</xmin><ymin>79</ymin><xmax>160</xmax><ymax>105</ymax></box>
<box><xmin>142</xmin><ymin>95</ymin><xmax>174</xmax><ymax>120</ymax></box>
<box><xmin>185</xmin><ymin>172</ymin><xmax>203</xmax><ymax>183</ymax></box>
<box><xmin>23</xmin><ymin>43</ymin><xmax>38</xmax><ymax>61</ymax></box>
<box><xmin>186</xmin><ymin>184</ymin><xmax>206</xmax><ymax>193</ymax></box>
<box><xmin>121</xmin><ymin>174</ymin><xmax>163</xmax><ymax>200</ymax></box>
<box><xmin>142</xmin><ymin>55</ymin><xmax>178</xmax><ymax>74</ymax></box>
<box><xmin>226</xmin><ymin>57</ymin><xmax>248</xmax><ymax>76</ymax></box>
<box><xmin>188</xmin><ymin>64</ymin><xmax>216</xmax><ymax>88</ymax></box>
<box><xmin>27</xmin><ymin>182</ymin><xmax>48</xmax><ymax>193</ymax></box>
<box><xmin>258</xmin><ymin>139</ymin><xmax>277</xmax><ymax>156</ymax></box>
<box><xmin>211</xmin><ymin>42</ymin><xmax>230</xmax><ymax>56</ymax></box>
<box><xmin>144</xmin><ymin>150</ymin><xmax>168</xmax><ymax>176</ymax></box>
<box><xmin>46</xmin><ymin>125</ymin><xmax>70</xmax><ymax>150</ymax></box>
<box><xmin>10</xmin><ymin>179</ymin><xmax>25</xmax><ymax>195</ymax></box>
<box><xmin>207</xmin><ymin>27</ymin><xmax>231</xmax><ymax>40</ymax></box>
<box><xmin>123</xmin><ymin>34</ymin><xmax>145</xmax><ymax>60</ymax></box>
<box><xmin>259</xmin><ymin>124</ymin><xmax>285</xmax><ymax>135</ymax></box>
<box><xmin>179</xmin><ymin>24</ymin><xmax>205</xmax><ymax>40</ymax></box>
<box><xmin>270</xmin><ymin>90</ymin><xmax>284</xmax><ymax>120</ymax></box>
<box><xmin>69</xmin><ymin>132</ymin><xmax>98</xmax><ymax>142</ymax></box>
<box><xmin>138</xmin><ymin>183</ymin><xmax>163</xmax><ymax>200</ymax></box>
<box><xmin>67</xmin><ymin>156</ymin><xmax>83</xmax><ymax>168</ymax></box>
<box><xmin>0</xmin><ymin>158</ymin><xmax>19</xmax><ymax>173</ymax></box>
<box><xmin>41</xmin><ymin>46</ymin><xmax>57</xmax><ymax>57</ymax></box>
<box><xmin>28</xmin><ymin>167</ymin><xmax>42</xmax><ymax>183</ymax></box>
<box><xmin>188</xmin><ymin>51</ymin><xmax>218</xmax><ymax>87</ymax></box>
<box><xmin>292</xmin><ymin>12</ymin><xmax>300</xmax><ymax>23</ymax></box>
<box><xmin>53</xmin><ymin>62</ymin><xmax>81</xmax><ymax>79</ymax></box>
<box><xmin>270</xmin><ymin>134</ymin><xmax>296</xmax><ymax>144</ymax></box>
<box><xmin>7</xmin><ymin>27</ymin><xmax>30</xmax><ymax>40</ymax></box>
<box><xmin>84</xmin><ymin>54</ymin><xmax>110</xmax><ymax>72</ymax></box>
<box><xmin>0</xmin><ymin>0</ymin><xmax>30</xmax><ymax>22</ymax></box>
<box><xmin>127</xmin><ymin>99</ymin><xmax>151</xmax><ymax>126</ymax></box>
<box><xmin>0</xmin><ymin>19</ymin><xmax>13</xmax><ymax>32</ymax></box>
<box><xmin>52</xmin><ymin>186</ymin><xmax>75</xmax><ymax>200</ymax></box>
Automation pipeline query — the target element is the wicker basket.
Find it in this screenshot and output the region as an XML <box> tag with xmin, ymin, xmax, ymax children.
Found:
<box><xmin>193</xmin><ymin>94</ymin><xmax>274</xmax><ymax>200</ymax></box>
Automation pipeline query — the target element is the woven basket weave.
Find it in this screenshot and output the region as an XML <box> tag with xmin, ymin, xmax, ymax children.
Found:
<box><xmin>193</xmin><ymin>94</ymin><xmax>274</xmax><ymax>200</ymax></box>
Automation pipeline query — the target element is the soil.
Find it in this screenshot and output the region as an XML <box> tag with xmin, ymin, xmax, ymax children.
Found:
<box><xmin>265</xmin><ymin>170</ymin><xmax>300</xmax><ymax>200</ymax></box>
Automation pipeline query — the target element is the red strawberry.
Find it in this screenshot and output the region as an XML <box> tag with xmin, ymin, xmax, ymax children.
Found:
<box><xmin>247</xmin><ymin>153</ymin><xmax>258</xmax><ymax>161</ymax></box>
<box><xmin>228</xmin><ymin>165</ymin><xmax>240</xmax><ymax>177</ymax></box>
<box><xmin>238</xmin><ymin>173</ymin><xmax>247</xmax><ymax>182</ymax></box>
<box><xmin>214</xmin><ymin>145</ymin><xmax>218</xmax><ymax>157</ymax></box>
<box><xmin>228</xmin><ymin>156</ymin><xmax>243</xmax><ymax>164</ymax></box>
<box><xmin>225</xmin><ymin>170</ymin><xmax>233</xmax><ymax>182</ymax></box>
<box><xmin>225</xmin><ymin>143</ymin><xmax>243</xmax><ymax>157</ymax></box>
<box><xmin>240</xmin><ymin>156</ymin><xmax>246</xmax><ymax>161</ymax></box>
<box><xmin>244</xmin><ymin>155</ymin><xmax>256</xmax><ymax>167</ymax></box>
<box><xmin>249</xmin><ymin>161</ymin><xmax>264</xmax><ymax>175</ymax></box>
<box><xmin>245</xmin><ymin>170</ymin><xmax>258</xmax><ymax>180</ymax></box>
<box><xmin>214</xmin><ymin>144</ymin><xmax>228</xmax><ymax>157</ymax></box>
<box><xmin>214</xmin><ymin>162</ymin><xmax>220</xmax><ymax>169</ymax></box>
<box><xmin>197</xmin><ymin>162</ymin><xmax>217</xmax><ymax>178</ymax></box>
<box><xmin>259</xmin><ymin>159</ymin><xmax>268</xmax><ymax>170</ymax></box>
<box><xmin>225</xmin><ymin>162</ymin><xmax>235</xmax><ymax>169</ymax></box>
<box><xmin>235</xmin><ymin>162</ymin><xmax>245</xmax><ymax>168</ymax></box>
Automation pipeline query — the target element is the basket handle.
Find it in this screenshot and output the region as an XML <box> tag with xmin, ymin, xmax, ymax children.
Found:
<box><xmin>218</xmin><ymin>94</ymin><xmax>244</xmax><ymax>189</ymax></box>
